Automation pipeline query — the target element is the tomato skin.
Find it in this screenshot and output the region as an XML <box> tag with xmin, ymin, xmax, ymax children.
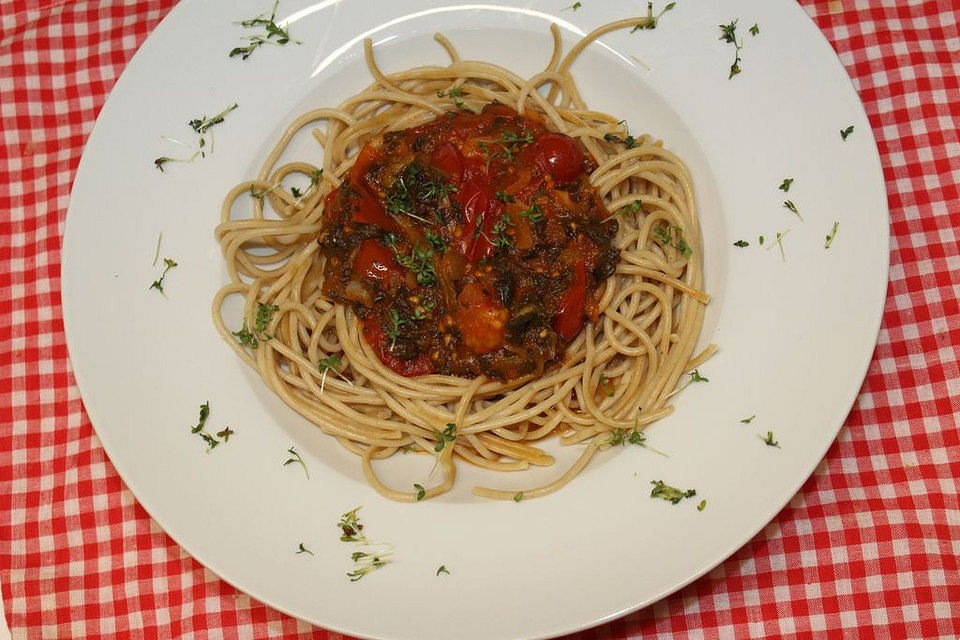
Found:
<box><xmin>459</xmin><ymin>155</ymin><xmax>488</xmax><ymax>185</ymax></box>
<box><xmin>454</xmin><ymin>177</ymin><xmax>500</xmax><ymax>262</ymax></box>
<box><xmin>455</xmin><ymin>283</ymin><xmax>508</xmax><ymax>354</ymax></box>
<box><xmin>346</xmin><ymin>144</ymin><xmax>402</xmax><ymax>230</ymax></box>
<box><xmin>349</xmin><ymin>187</ymin><xmax>399</xmax><ymax>231</ymax></box>
<box><xmin>353</xmin><ymin>239</ymin><xmax>399</xmax><ymax>284</ymax></box>
<box><xmin>350</xmin><ymin>144</ymin><xmax>382</xmax><ymax>191</ymax></box>
<box><xmin>535</xmin><ymin>133</ymin><xmax>585</xmax><ymax>183</ymax></box>
<box><xmin>362</xmin><ymin>317</ymin><xmax>435</xmax><ymax>377</ymax></box>
<box><xmin>446</xmin><ymin>112</ymin><xmax>489</xmax><ymax>139</ymax></box>
<box><xmin>430</xmin><ymin>143</ymin><xmax>464</xmax><ymax>184</ymax></box>
<box><xmin>553</xmin><ymin>259</ymin><xmax>587</xmax><ymax>340</ymax></box>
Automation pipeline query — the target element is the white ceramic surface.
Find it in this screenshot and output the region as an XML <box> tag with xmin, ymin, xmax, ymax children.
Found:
<box><xmin>61</xmin><ymin>1</ymin><xmax>889</xmax><ymax>639</ymax></box>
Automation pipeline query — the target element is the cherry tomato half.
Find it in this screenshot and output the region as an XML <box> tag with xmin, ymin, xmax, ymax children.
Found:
<box><xmin>350</xmin><ymin>144</ymin><xmax>382</xmax><ymax>191</ymax></box>
<box><xmin>535</xmin><ymin>133</ymin><xmax>585</xmax><ymax>183</ymax></box>
<box><xmin>353</xmin><ymin>239</ymin><xmax>400</xmax><ymax>284</ymax></box>
<box><xmin>454</xmin><ymin>177</ymin><xmax>499</xmax><ymax>262</ymax></box>
<box><xmin>349</xmin><ymin>187</ymin><xmax>399</xmax><ymax>232</ymax></box>
<box><xmin>553</xmin><ymin>259</ymin><xmax>587</xmax><ymax>340</ymax></box>
<box><xmin>430</xmin><ymin>143</ymin><xmax>464</xmax><ymax>184</ymax></box>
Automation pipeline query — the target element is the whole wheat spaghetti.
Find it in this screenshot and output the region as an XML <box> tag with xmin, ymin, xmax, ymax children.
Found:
<box><xmin>213</xmin><ymin>21</ymin><xmax>712</xmax><ymax>502</ymax></box>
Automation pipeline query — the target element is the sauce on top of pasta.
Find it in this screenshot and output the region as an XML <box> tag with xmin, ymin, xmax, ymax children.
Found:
<box><xmin>318</xmin><ymin>103</ymin><xmax>619</xmax><ymax>380</ymax></box>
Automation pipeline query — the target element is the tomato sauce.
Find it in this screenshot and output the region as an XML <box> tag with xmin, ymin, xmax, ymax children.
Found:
<box><xmin>317</xmin><ymin>104</ymin><xmax>619</xmax><ymax>380</ymax></box>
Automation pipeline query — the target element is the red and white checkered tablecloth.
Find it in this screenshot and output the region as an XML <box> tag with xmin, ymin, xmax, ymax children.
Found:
<box><xmin>2</xmin><ymin>0</ymin><xmax>958</xmax><ymax>637</ymax></box>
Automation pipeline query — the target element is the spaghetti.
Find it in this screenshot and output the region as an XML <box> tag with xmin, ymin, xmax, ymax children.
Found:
<box><xmin>213</xmin><ymin>21</ymin><xmax>711</xmax><ymax>502</ymax></box>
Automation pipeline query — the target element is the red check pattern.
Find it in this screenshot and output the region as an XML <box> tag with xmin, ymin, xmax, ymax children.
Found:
<box><xmin>2</xmin><ymin>0</ymin><xmax>958</xmax><ymax>637</ymax></box>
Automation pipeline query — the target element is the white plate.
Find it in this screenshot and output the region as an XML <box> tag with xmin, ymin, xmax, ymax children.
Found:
<box><xmin>62</xmin><ymin>1</ymin><xmax>888</xmax><ymax>638</ymax></box>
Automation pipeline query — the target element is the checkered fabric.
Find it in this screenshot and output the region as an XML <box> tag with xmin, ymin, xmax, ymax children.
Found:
<box><xmin>2</xmin><ymin>0</ymin><xmax>958</xmax><ymax>637</ymax></box>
